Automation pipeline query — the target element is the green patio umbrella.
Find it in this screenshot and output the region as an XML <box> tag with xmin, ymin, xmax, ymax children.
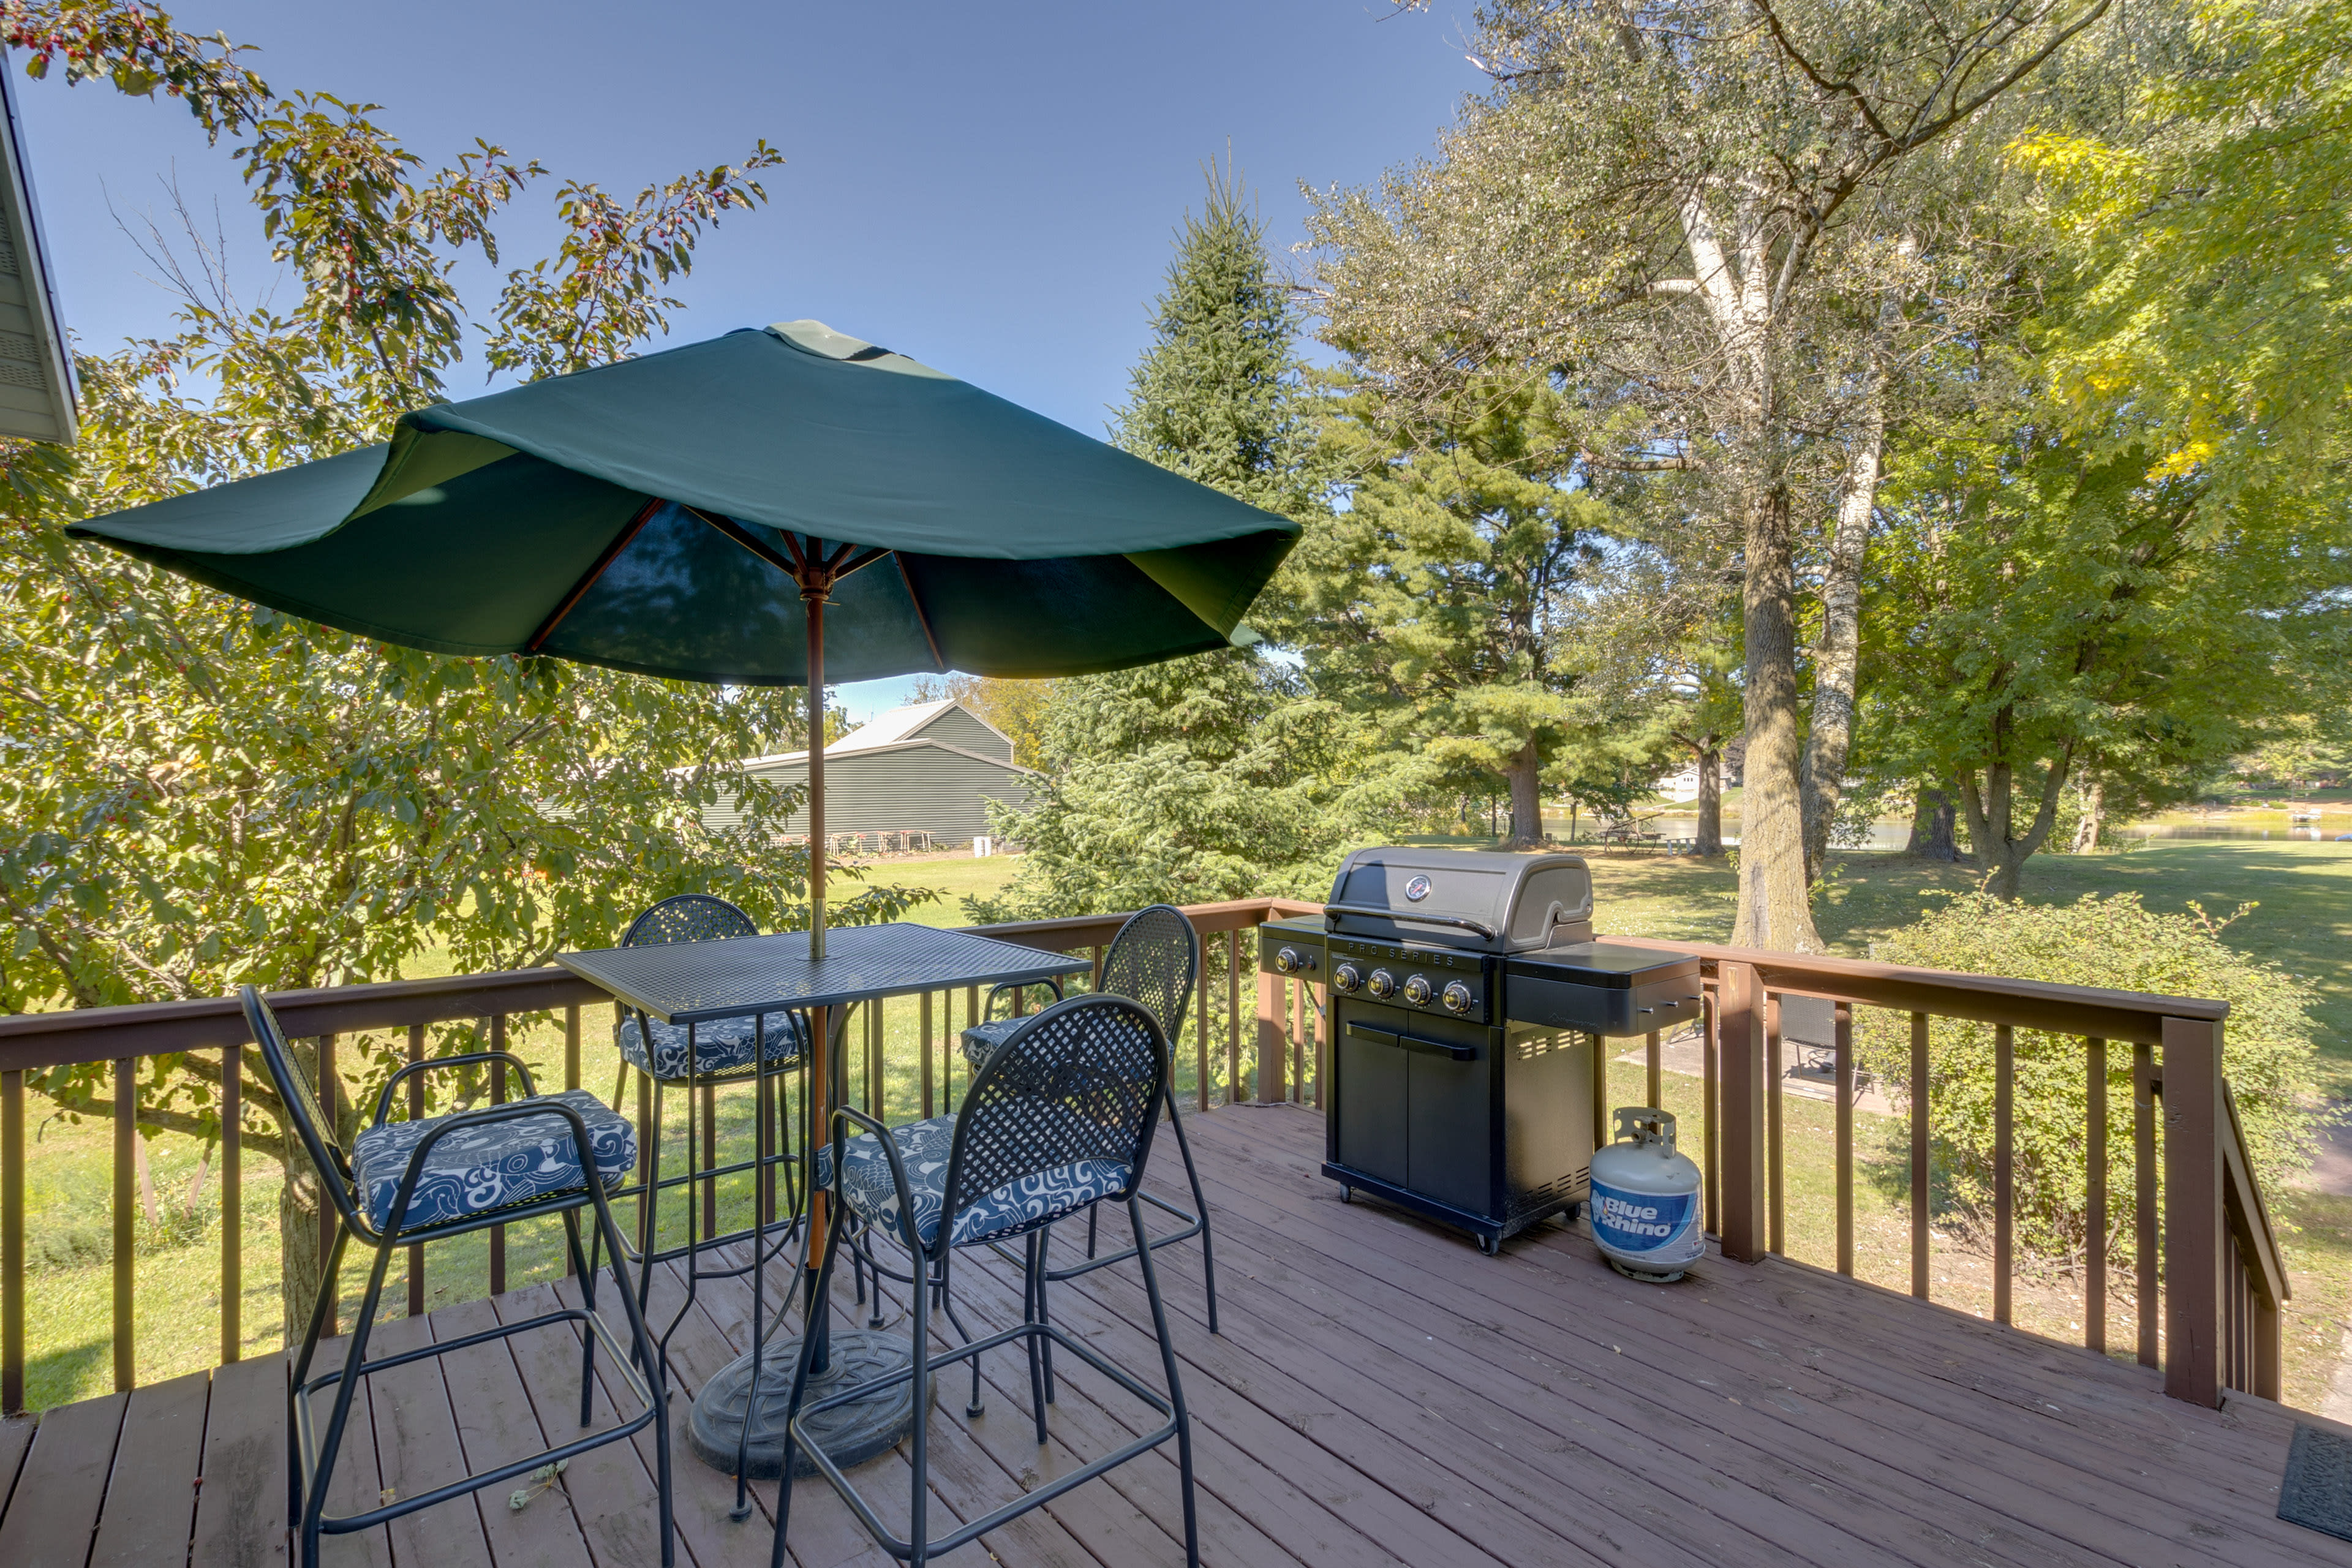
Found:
<box><xmin>67</xmin><ymin>318</ymin><xmax>1300</xmax><ymax>951</ymax></box>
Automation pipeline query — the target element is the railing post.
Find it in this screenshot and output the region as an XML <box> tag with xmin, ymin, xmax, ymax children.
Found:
<box><xmin>1716</xmin><ymin>961</ymin><xmax>1767</xmax><ymax>1263</ymax></box>
<box><xmin>1910</xmin><ymin>1011</ymin><xmax>1929</xmax><ymax>1299</ymax></box>
<box><xmin>1255</xmin><ymin>959</ymin><xmax>1287</xmax><ymax>1104</ymax></box>
<box><xmin>2086</xmin><ymin>1038</ymin><xmax>2108</xmax><ymax>1355</ymax></box>
<box><xmin>2135</xmin><ymin>1042</ymin><xmax>2158</xmax><ymax>1368</ymax></box>
<box><xmin>2162</xmin><ymin>1014</ymin><xmax>2224</xmax><ymax>1407</ymax></box>
<box><xmin>2</xmin><ymin>1066</ymin><xmax>21</xmax><ymax>1415</ymax></box>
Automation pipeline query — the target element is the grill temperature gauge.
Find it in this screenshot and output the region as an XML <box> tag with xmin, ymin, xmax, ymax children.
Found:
<box><xmin>1331</xmin><ymin>963</ymin><xmax>1362</xmax><ymax>993</ymax></box>
<box><xmin>1401</xmin><ymin>974</ymin><xmax>1433</xmax><ymax>1005</ymax></box>
<box><xmin>1366</xmin><ymin>969</ymin><xmax>1397</xmax><ymax>999</ymax></box>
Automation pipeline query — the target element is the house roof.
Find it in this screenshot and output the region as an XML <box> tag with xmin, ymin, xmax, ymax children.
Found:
<box><xmin>735</xmin><ymin>699</ymin><xmax>1022</xmax><ymax>770</ymax></box>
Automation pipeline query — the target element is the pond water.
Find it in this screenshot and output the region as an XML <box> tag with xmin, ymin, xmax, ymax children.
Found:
<box><xmin>1540</xmin><ymin>816</ymin><xmax>2352</xmax><ymax>850</ymax></box>
<box><xmin>2115</xmin><ymin>823</ymin><xmax>2352</xmax><ymax>842</ymax></box>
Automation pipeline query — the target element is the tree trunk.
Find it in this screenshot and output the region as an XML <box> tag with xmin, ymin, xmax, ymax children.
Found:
<box><xmin>1800</xmin><ymin>386</ymin><xmax>1885</xmax><ymax>880</ymax></box>
<box><xmin>1731</xmin><ymin>481</ymin><xmax>1824</xmax><ymax>951</ymax></box>
<box><xmin>2072</xmin><ymin>775</ymin><xmax>2106</xmax><ymax>853</ymax></box>
<box><xmin>1906</xmin><ymin>784</ymin><xmax>1958</xmax><ymax>861</ymax></box>
<box><xmin>1695</xmin><ymin>744</ymin><xmax>1724</xmax><ymax>856</ymax></box>
<box><xmin>1502</xmin><ymin>739</ymin><xmax>1544</xmax><ymax>850</ymax></box>
<box><xmin>279</xmin><ymin>1035</ymin><xmax>331</xmax><ymax>1345</ymax></box>
<box><xmin>1957</xmin><ymin>744</ymin><xmax>2073</xmax><ymax>900</ymax></box>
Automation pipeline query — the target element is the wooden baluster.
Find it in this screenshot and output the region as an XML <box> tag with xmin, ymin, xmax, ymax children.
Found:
<box><xmin>1292</xmin><ymin>974</ymin><xmax>1307</xmax><ymax>1104</ymax></box>
<box><xmin>1645</xmin><ymin>1029</ymin><xmax>1662</xmax><ymax>1110</ymax></box>
<box><xmin>1091</xmin><ymin>944</ymin><xmax>1104</xmax><ymax>994</ymax></box>
<box><xmin>701</xmin><ymin>1069</ymin><xmax>719</xmax><ymax>1240</ymax></box>
<box><xmin>1835</xmin><ymin>1002</ymin><xmax>1854</xmax><ymax>1278</ymax></box>
<box><xmin>407</xmin><ymin>1024</ymin><xmax>426</xmax><ymax>1314</ymax></box>
<box><xmin>1766</xmin><ymin>992</ymin><xmax>1784</xmax><ymax>1256</ymax></box>
<box><xmin>636</xmin><ymin>1057</ymin><xmax>655</xmax><ymax>1256</ymax></box>
<box><xmin>1227</xmin><ymin>932</ymin><xmax>1242</xmax><ymax>1104</ymax></box>
<box><xmin>2161</xmin><ymin>1014</ymin><xmax>2225</xmax><ymax>1407</ymax></box>
<box><xmin>317</xmin><ymin>1034</ymin><xmax>338</xmax><ymax>1337</ymax></box>
<box><xmin>1589</xmin><ymin>1031</ymin><xmax>1607</xmax><ymax>1155</ymax></box>
<box><xmin>1910</xmin><ymin>1012</ymin><xmax>1930</xmax><ymax>1300</ymax></box>
<box><xmin>1313</xmin><ymin>976</ymin><xmax>1329</xmax><ymax>1110</ymax></box>
<box><xmin>565</xmin><ymin>1005</ymin><xmax>581</xmax><ymax>1092</ymax></box>
<box><xmin>1702</xmin><ymin>986</ymin><xmax>1719</xmax><ymax>1237</ymax></box>
<box><xmin>221</xmin><ymin>1044</ymin><xmax>241</xmax><ymax>1364</ymax></box>
<box><xmin>115</xmin><ymin>1056</ymin><xmax>135</xmax><ymax>1390</ymax></box>
<box><xmin>869</xmin><ymin>994</ymin><xmax>885</xmax><ymax>1117</ymax></box>
<box><xmin>1716</xmin><ymin>962</ymin><xmax>1766</xmax><ymax>1264</ymax></box>
<box><xmin>1196</xmin><ymin>935</ymin><xmax>1212</xmax><ymax>1111</ymax></box>
<box><xmin>921</xmin><ymin>990</ymin><xmax>935</xmax><ymax>1120</ymax></box>
<box><xmin>2135</xmin><ymin>1041</ymin><xmax>2158</xmax><ymax>1368</ymax></box>
<box><xmin>489</xmin><ymin>1016</ymin><xmax>508</xmax><ymax>1297</ymax></box>
<box><xmin>3</xmin><ymin>1066</ymin><xmax>23</xmax><ymax>1415</ymax></box>
<box><xmin>1994</xmin><ymin>1023</ymin><xmax>2014</xmax><ymax>1325</ymax></box>
<box><xmin>2086</xmin><ymin>1038</ymin><xmax>2108</xmax><ymax>1354</ymax></box>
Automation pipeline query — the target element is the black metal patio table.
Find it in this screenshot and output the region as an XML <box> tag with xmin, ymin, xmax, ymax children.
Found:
<box><xmin>557</xmin><ymin>921</ymin><xmax>1088</xmax><ymax>1493</ymax></box>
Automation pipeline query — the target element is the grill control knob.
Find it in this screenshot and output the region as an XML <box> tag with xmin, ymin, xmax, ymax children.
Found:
<box><xmin>1273</xmin><ymin>946</ymin><xmax>1314</xmax><ymax>974</ymax></box>
<box><xmin>1332</xmin><ymin>963</ymin><xmax>1362</xmax><ymax>993</ymax></box>
<box><xmin>1442</xmin><ymin>981</ymin><xmax>1474</xmax><ymax>1014</ymax></box>
<box><xmin>1401</xmin><ymin>974</ymin><xmax>1433</xmax><ymax>1006</ymax></box>
<box><xmin>1366</xmin><ymin>968</ymin><xmax>1398</xmax><ymax>999</ymax></box>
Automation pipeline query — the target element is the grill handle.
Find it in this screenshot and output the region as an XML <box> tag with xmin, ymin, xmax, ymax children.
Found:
<box><xmin>1345</xmin><ymin>1021</ymin><xmax>1479</xmax><ymax>1062</ymax></box>
<box><xmin>1323</xmin><ymin>903</ymin><xmax>1498</xmax><ymax>942</ymax></box>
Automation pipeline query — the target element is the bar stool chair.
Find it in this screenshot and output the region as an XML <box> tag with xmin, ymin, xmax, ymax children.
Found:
<box><xmin>778</xmin><ymin>993</ymin><xmax>1198</xmax><ymax>1568</ymax></box>
<box><xmin>611</xmin><ymin>894</ymin><xmax>810</xmax><ymax>1354</ymax></box>
<box><xmin>240</xmin><ymin>986</ymin><xmax>672</xmax><ymax>1568</ymax></box>
<box><xmin>960</xmin><ymin>903</ymin><xmax>1218</xmax><ymax>1331</ymax></box>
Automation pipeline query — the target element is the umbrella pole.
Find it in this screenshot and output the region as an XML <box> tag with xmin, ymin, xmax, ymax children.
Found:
<box><xmin>803</xmin><ymin>584</ymin><xmax>831</xmax><ymax>1374</ymax></box>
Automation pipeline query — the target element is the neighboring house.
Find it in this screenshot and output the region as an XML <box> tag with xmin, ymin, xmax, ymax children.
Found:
<box><xmin>0</xmin><ymin>67</ymin><xmax>78</xmax><ymax>444</ymax></box>
<box><xmin>701</xmin><ymin>699</ymin><xmax>1037</xmax><ymax>845</ymax></box>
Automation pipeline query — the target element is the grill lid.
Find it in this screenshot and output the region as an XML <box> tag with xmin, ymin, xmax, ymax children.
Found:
<box><xmin>1323</xmin><ymin>847</ymin><xmax>1594</xmax><ymax>953</ymax></box>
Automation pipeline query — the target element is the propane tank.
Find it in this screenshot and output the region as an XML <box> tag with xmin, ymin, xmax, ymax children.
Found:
<box><xmin>1588</xmin><ymin>1107</ymin><xmax>1705</xmax><ymax>1282</ymax></box>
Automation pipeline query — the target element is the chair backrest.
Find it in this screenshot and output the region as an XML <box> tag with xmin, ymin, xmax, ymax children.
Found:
<box><xmin>622</xmin><ymin>893</ymin><xmax>758</xmax><ymax>947</ymax></box>
<box><xmin>239</xmin><ymin>985</ymin><xmax>361</xmax><ymax>1226</ymax></box>
<box><xmin>1099</xmin><ymin>903</ymin><xmax>1198</xmax><ymax>1042</ymax></box>
<box><xmin>943</xmin><ymin>993</ymin><xmax>1167</xmax><ymax>1250</ymax></box>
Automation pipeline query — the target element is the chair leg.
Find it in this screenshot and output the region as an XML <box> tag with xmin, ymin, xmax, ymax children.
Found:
<box><xmin>1164</xmin><ymin>1100</ymin><xmax>1221</xmax><ymax>1335</ymax></box>
<box><xmin>586</xmin><ymin>1172</ymin><xmax>676</xmax><ymax>1568</ymax></box>
<box><xmin>1035</xmin><ymin>1223</ymin><xmax>1057</xmax><ymax>1406</ymax></box>
<box><xmin>907</xmin><ymin>1239</ymin><xmax>933</xmax><ymax>1568</ymax></box>
<box><xmin>287</xmin><ymin>1221</ymin><xmax>350</xmax><ymax>1531</ymax></box>
<box><xmin>303</xmin><ymin>1228</ymin><xmax>398</xmax><ymax>1568</ymax></box>
<box><xmin>1129</xmin><ymin>1191</ymin><xmax>1199</xmax><ymax>1568</ymax></box>
<box><xmin>562</xmin><ymin>1210</ymin><xmax>599</xmax><ymax>1427</ymax></box>
<box><xmin>939</xmin><ymin>1280</ymin><xmax>985</xmax><ymax>1418</ymax></box>
<box><xmin>1022</xmin><ymin>1232</ymin><xmax>1048</xmax><ymax>1447</ymax></box>
<box><xmin>771</xmin><ymin>1208</ymin><xmax>846</xmax><ymax>1568</ymax></box>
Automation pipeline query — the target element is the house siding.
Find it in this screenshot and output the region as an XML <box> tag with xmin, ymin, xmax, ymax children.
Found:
<box><xmin>703</xmin><ymin>745</ymin><xmax>1032</xmax><ymax>842</ymax></box>
<box><xmin>912</xmin><ymin>706</ymin><xmax>1012</xmax><ymax>762</ymax></box>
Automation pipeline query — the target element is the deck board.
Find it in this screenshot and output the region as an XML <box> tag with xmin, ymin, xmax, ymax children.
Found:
<box><xmin>5</xmin><ymin>1103</ymin><xmax>2346</xmax><ymax>1568</ymax></box>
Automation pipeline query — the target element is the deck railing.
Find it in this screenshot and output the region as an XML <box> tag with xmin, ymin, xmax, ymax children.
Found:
<box><xmin>0</xmin><ymin>896</ymin><xmax>2281</xmax><ymax>1415</ymax></box>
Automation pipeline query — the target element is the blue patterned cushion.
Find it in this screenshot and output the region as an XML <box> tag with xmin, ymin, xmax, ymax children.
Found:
<box><xmin>959</xmin><ymin>1017</ymin><xmax>1020</xmax><ymax>1072</ymax></box>
<box><xmin>350</xmin><ymin>1090</ymin><xmax>637</xmax><ymax>1234</ymax></box>
<box><xmin>815</xmin><ymin>1114</ymin><xmax>1130</xmax><ymax>1250</ymax></box>
<box><xmin>618</xmin><ymin>1009</ymin><xmax>808</xmax><ymax>1080</ymax></box>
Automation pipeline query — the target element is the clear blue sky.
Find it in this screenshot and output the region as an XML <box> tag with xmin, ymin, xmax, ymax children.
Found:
<box><xmin>12</xmin><ymin>1</ymin><xmax>1482</xmax><ymax>723</ymax></box>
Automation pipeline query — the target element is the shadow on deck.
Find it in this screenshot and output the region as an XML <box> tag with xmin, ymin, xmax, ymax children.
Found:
<box><xmin>1</xmin><ymin>1104</ymin><xmax>2341</xmax><ymax>1568</ymax></box>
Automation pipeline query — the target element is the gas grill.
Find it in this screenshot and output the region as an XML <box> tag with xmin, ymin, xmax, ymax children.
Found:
<box><xmin>1259</xmin><ymin>847</ymin><xmax>1702</xmax><ymax>1254</ymax></box>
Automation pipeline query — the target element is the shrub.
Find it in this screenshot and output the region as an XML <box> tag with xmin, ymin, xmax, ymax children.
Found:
<box><xmin>1855</xmin><ymin>891</ymin><xmax>2321</xmax><ymax>1268</ymax></box>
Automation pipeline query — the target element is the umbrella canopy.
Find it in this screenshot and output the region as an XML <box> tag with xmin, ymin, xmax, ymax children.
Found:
<box><xmin>66</xmin><ymin>319</ymin><xmax>1298</xmax><ymax>682</ymax></box>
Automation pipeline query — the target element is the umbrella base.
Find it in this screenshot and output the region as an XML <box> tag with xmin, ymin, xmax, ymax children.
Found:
<box><xmin>688</xmin><ymin>1330</ymin><xmax>931</xmax><ymax>1479</ymax></box>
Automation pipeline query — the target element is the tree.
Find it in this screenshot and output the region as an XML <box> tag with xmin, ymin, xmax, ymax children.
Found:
<box><xmin>1311</xmin><ymin>0</ymin><xmax>2113</xmax><ymax>947</ymax></box>
<box><xmin>0</xmin><ymin>1</ymin><xmax>924</xmax><ymax>1336</ymax></box>
<box><xmin>1864</xmin><ymin>420</ymin><xmax>2348</xmax><ymax>895</ymax></box>
<box><xmin>2015</xmin><ymin>0</ymin><xmax>2352</xmax><ymax>496</ymax></box>
<box><xmin>1288</xmin><ymin>377</ymin><xmax>1624</xmax><ymax>848</ymax></box>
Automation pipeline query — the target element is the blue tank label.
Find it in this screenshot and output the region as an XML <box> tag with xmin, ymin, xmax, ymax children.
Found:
<box><xmin>1590</xmin><ymin>1182</ymin><xmax>1701</xmax><ymax>1262</ymax></box>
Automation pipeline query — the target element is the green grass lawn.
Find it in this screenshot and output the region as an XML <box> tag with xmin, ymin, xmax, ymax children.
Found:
<box><xmin>15</xmin><ymin>839</ymin><xmax>2351</xmax><ymax>1412</ymax></box>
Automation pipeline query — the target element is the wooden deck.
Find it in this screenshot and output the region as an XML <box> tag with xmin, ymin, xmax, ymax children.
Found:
<box><xmin>2</xmin><ymin>1103</ymin><xmax>2344</xmax><ymax>1568</ymax></box>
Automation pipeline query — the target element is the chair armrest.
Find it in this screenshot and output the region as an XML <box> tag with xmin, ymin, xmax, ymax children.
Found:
<box><xmin>372</xmin><ymin>1050</ymin><xmax>541</xmax><ymax>1128</ymax></box>
<box><xmin>829</xmin><ymin>1105</ymin><xmax>930</xmax><ymax>1257</ymax></box>
<box><xmin>979</xmin><ymin>978</ymin><xmax>1064</xmax><ymax>1023</ymax></box>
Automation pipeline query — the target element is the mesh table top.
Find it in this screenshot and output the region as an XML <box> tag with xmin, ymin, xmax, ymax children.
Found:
<box><xmin>557</xmin><ymin>921</ymin><xmax>1087</xmax><ymax>1023</ymax></box>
